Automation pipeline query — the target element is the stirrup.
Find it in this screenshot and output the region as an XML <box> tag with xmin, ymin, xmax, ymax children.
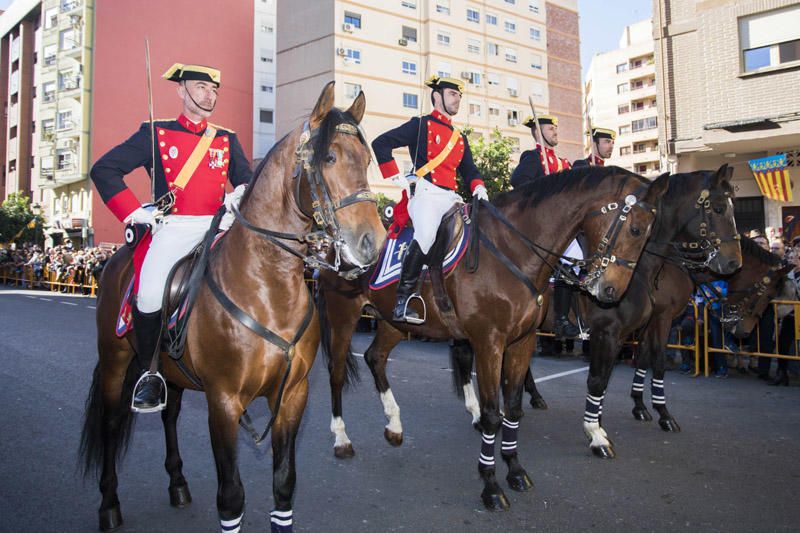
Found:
<box><xmin>402</xmin><ymin>293</ymin><xmax>426</xmax><ymax>325</ymax></box>
<box><xmin>576</xmin><ymin>316</ymin><xmax>590</xmax><ymax>341</ymax></box>
<box><xmin>131</xmin><ymin>371</ymin><xmax>167</xmax><ymax>414</ymax></box>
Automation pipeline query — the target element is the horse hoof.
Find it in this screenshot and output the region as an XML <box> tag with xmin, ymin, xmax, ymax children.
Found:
<box><xmin>384</xmin><ymin>428</ymin><xmax>404</xmax><ymax>447</ymax></box>
<box><xmin>659</xmin><ymin>418</ymin><xmax>681</xmax><ymax>432</ymax></box>
<box><xmin>481</xmin><ymin>488</ymin><xmax>511</xmax><ymax>511</ymax></box>
<box><xmin>472</xmin><ymin>420</ymin><xmax>484</xmax><ymax>433</ymax></box>
<box><xmin>169</xmin><ymin>484</ymin><xmax>192</xmax><ymax>507</ymax></box>
<box><xmin>334</xmin><ymin>443</ymin><xmax>356</xmax><ymax>459</ymax></box>
<box><xmin>591</xmin><ymin>445</ymin><xmax>616</xmax><ymax>459</ymax></box>
<box><xmin>632</xmin><ymin>408</ymin><xmax>653</xmax><ymax>421</ymax></box>
<box><xmin>506</xmin><ymin>471</ymin><xmax>534</xmax><ymax>492</ymax></box>
<box><xmin>530</xmin><ymin>397</ymin><xmax>548</xmax><ymax>410</ymax></box>
<box><xmin>99</xmin><ymin>505</ymin><xmax>123</xmax><ymax>532</ymax></box>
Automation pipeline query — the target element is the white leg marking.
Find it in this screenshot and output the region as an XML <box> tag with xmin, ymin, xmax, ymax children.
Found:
<box><xmin>380</xmin><ymin>389</ymin><xmax>403</xmax><ymax>435</ymax></box>
<box><xmin>463</xmin><ymin>381</ymin><xmax>481</xmax><ymax>425</ymax></box>
<box><xmin>330</xmin><ymin>416</ymin><xmax>351</xmax><ymax>448</ymax></box>
<box><xmin>583</xmin><ymin>421</ymin><xmax>611</xmax><ymax>449</ymax></box>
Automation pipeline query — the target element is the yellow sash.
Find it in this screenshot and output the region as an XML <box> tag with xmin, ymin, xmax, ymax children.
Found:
<box><xmin>172</xmin><ymin>125</ymin><xmax>217</xmax><ymax>190</ymax></box>
<box><xmin>414</xmin><ymin>126</ymin><xmax>462</xmax><ymax>178</ymax></box>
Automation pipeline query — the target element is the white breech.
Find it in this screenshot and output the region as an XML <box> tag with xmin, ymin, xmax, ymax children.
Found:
<box><xmin>560</xmin><ymin>238</ymin><xmax>583</xmax><ymax>274</ymax></box>
<box><xmin>137</xmin><ymin>215</ymin><xmax>214</xmax><ymax>313</ymax></box>
<box><xmin>407</xmin><ymin>178</ymin><xmax>461</xmax><ymax>255</ymax></box>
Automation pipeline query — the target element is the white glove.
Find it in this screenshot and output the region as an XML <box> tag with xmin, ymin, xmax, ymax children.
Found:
<box><xmin>124</xmin><ymin>206</ymin><xmax>157</xmax><ymax>227</ymax></box>
<box><xmin>390</xmin><ymin>174</ymin><xmax>411</xmax><ymax>196</ymax></box>
<box><xmin>219</xmin><ymin>211</ymin><xmax>235</xmax><ymax>232</ymax></box>
<box><xmin>224</xmin><ymin>184</ymin><xmax>247</xmax><ymax>211</ymax></box>
<box><xmin>473</xmin><ymin>185</ymin><xmax>489</xmax><ymax>202</ymax></box>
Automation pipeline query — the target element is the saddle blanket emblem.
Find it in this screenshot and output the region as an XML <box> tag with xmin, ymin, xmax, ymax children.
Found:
<box><xmin>369</xmin><ymin>224</ymin><xmax>470</xmax><ymax>290</ymax></box>
<box><xmin>208</xmin><ymin>148</ymin><xmax>225</xmax><ymax>169</ymax></box>
<box><xmin>115</xmin><ymin>277</ymin><xmax>189</xmax><ymax>338</ymax></box>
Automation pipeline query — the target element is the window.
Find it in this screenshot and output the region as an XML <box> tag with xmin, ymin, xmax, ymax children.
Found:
<box><xmin>486</xmin><ymin>13</ymin><xmax>497</xmax><ymax>25</ymax></box>
<box><xmin>260</xmin><ymin>85</ymin><xmax>273</xmax><ymax>93</ymax></box>
<box><xmin>529</xmin><ymin>26</ymin><xmax>541</xmax><ymax>41</ymax></box>
<box><xmin>436</xmin><ymin>1</ymin><xmax>450</xmax><ymax>15</ymax></box>
<box><xmin>345</xmin><ymin>48</ymin><xmax>361</xmax><ymax>64</ymax></box>
<box><xmin>464</xmin><ymin>71</ymin><xmax>481</xmax><ymax>85</ymax></box>
<box><xmin>403</xmin><ymin>93</ymin><xmax>418</xmax><ymax>109</ymax></box>
<box><xmin>436</xmin><ymin>61</ymin><xmax>452</xmax><ymax>77</ymax></box>
<box><xmin>43</xmin><ymin>44</ymin><xmax>57</xmax><ymax>65</ymax></box>
<box><xmin>402</xmin><ymin>60</ymin><xmax>417</xmax><ymax>75</ymax></box>
<box><xmin>259</xmin><ymin>109</ymin><xmax>274</xmax><ymax>123</ymax></box>
<box><xmin>344</xmin><ymin>11</ymin><xmax>362</xmax><ymax>28</ymax></box>
<box><xmin>617</xmin><ymin>82</ymin><xmax>629</xmax><ymax>94</ymax></box>
<box><xmin>632</xmin><ymin>100</ymin><xmax>645</xmax><ymax>111</ymax></box>
<box><xmin>44</xmin><ymin>7</ymin><xmax>58</xmax><ymax>29</ymax></box>
<box><xmin>60</xmin><ymin>28</ymin><xmax>79</xmax><ymax>50</ymax></box>
<box><xmin>260</xmin><ymin>49</ymin><xmax>274</xmax><ymax>63</ymax></box>
<box><xmin>469</xmin><ymin>103</ymin><xmax>481</xmax><ymax>117</ymax></box>
<box><xmin>401</xmin><ymin>1</ymin><xmax>416</xmax><ymax>9</ymax></box>
<box><xmin>617</xmin><ymin>104</ymin><xmax>629</xmax><ymax>114</ymax></box>
<box><xmin>508</xmin><ymin>109</ymin><xmax>520</xmax><ymax>125</ymax></box>
<box><xmin>633</xmin><ymin>143</ymin><xmax>647</xmax><ymax>154</ymax></box>
<box><xmin>619</xmin><ymin>125</ymin><xmax>631</xmax><ymax>135</ymax></box>
<box><xmin>529</xmin><ymin>1</ymin><xmax>540</xmax><ymax>14</ymax></box>
<box><xmin>42</xmin><ymin>118</ymin><xmax>55</xmax><ymax>133</ymax></box>
<box><xmin>505</xmin><ymin>20</ymin><xmax>516</xmax><ymax>33</ymax></box>
<box><xmin>467</xmin><ymin>38</ymin><xmax>480</xmax><ymax>54</ymax></box>
<box><xmin>58</xmin><ymin>70</ymin><xmax>79</xmax><ymax>90</ymax></box>
<box><xmin>57</xmin><ymin>110</ymin><xmax>73</xmax><ymax>130</ymax></box>
<box><xmin>739</xmin><ymin>5</ymin><xmax>800</xmax><ymax>72</ymax></box>
<box><xmin>487</xmin><ymin>72</ymin><xmax>501</xmax><ymax>86</ymax></box>
<box><xmin>505</xmin><ymin>0</ymin><xmax>517</xmax><ymax>4</ymax></box>
<box><xmin>630</xmin><ymin>58</ymin><xmax>643</xmax><ymax>69</ymax></box>
<box><xmin>57</xmin><ymin>150</ymin><xmax>74</xmax><ymax>170</ymax></box>
<box><xmin>260</xmin><ymin>24</ymin><xmax>274</xmax><ymax>33</ymax></box>
<box><xmin>631</xmin><ymin>117</ymin><xmax>657</xmax><ymax>132</ymax></box>
<box><xmin>487</xmin><ymin>42</ymin><xmax>499</xmax><ymax>56</ymax></box>
<box><xmin>344</xmin><ymin>83</ymin><xmax>362</xmax><ymax>98</ymax></box>
<box><xmin>437</xmin><ymin>31</ymin><xmax>451</xmax><ymax>46</ymax></box>
<box><xmin>616</xmin><ymin>62</ymin><xmax>627</xmax><ymax>73</ymax></box>
<box><xmin>402</xmin><ymin>26</ymin><xmax>417</xmax><ymax>42</ymax></box>
<box><xmin>43</xmin><ymin>81</ymin><xmax>56</xmax><ymax>103</ymax></box>
<box><xmin>619</xmin><ymin>146</ymin><xmax>631</xmax><ymax>156</ymax></box>
<box><xmin>506</xmin><ymin>77</ymin><xmax>519</xmax><ymax>95</ymax></box>
<box><xmin>530</xmin><ymin>81</ymin><xmax>544</xmax><ymax>97</ymax></box>
<box><xmin>505</xmin><ymin>48</ymin><xmax>517</xmax><ymax>63</ymax></box>
<box><xmin>509</xmin><ymin>137</ymin><xmax>521</xmax><ymax>153</ymax></box>
<box><xmin>530</xmin><ymin>53</ymin><xmax>542</xmax><ymax>70</ymax></box>
<box><xmin>467</xmin><ymin>8</ymin><xmax>480</xmax><ymax>23</ymax></box>
<box><xmin>489</xmin><ymin>106</ymin><xmax>500</xmax><ymax>117</ymax></box>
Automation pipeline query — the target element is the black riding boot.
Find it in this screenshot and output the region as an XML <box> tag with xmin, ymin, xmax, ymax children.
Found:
<box><xmin>553</xmin><ymin>279</ymin><xmax>580</xmax><ymax>339</ymax></box>
<box><xmin>131</xmin><ymin>306</ymin><xmax>165</xmax><ymax>412</ymax></box>
<box><xmin>392</xmin><ymin>240</ymin><xmax>427</xmax><ymax>324</ymax></box>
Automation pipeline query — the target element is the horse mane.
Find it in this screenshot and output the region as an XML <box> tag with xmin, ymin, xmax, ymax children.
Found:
<box><xmin>310</xmin><ymin>106</ymin><xmax>365</xmax><ymax>171</ymax></box>
<box><xmin>493</xmin><ymin>165</ymin><xmax>640</xmax><ymax>209</ymax></box>
<box><xmin>740</xmin><ymin>235</ymin><xmax>783</xmax><ymax>266</ymax></box>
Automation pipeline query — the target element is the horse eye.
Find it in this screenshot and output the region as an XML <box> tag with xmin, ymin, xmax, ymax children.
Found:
<box><xmin>630</xmin><ymin>226</ymin><xmax>641</xmax><ymax>237</ymax></box>
<box><xmin>325</xmin><ymin>152</ymin><xmax>337</xmax><ymax>164</ymax></box>
<box><xmin>713</xmin><ymin>205</ymin><xmax>724</xmax><ymax>214</ymax></box>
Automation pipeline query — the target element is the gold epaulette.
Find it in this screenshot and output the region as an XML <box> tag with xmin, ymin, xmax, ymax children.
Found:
<box><xmin>208</xmin><ymin>122</ymin><xmax>235</xmax><ymax>134</ymax></box>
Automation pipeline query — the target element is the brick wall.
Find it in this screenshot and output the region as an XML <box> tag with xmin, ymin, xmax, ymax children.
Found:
<box><xmin>546</xmin><ymin>2</ymin><xmax>582</xmax><ymax>160</ymax></box>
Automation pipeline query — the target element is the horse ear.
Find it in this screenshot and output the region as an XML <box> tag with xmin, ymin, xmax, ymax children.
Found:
<box><xmin>713</xmin><ymin>163</ymin><xmax>732</xmax><ymax>185</ymax></box>
<box><xmin>310</xmin><ymin>81</ymin><xmax>336</xmax><ymax>129</ymax></box>
<box><xmin>346</xmin><ymin>91</ymin><xmax>366</xmax><ymax>124</ymax></box>
<box><xmin>645</xmin><ymin>172</ymin><xmax>670</xmax><ymax>202</ymax></box>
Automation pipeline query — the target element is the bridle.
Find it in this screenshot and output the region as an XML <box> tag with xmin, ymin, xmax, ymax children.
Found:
<box><xmin>232</xmin><ymin>119</ymin><xmax>377</xmax><ymax>279</ymax></box>
<box><xmin>718</xmin><ymin>264</ymin><xmax>785</xmax><ymax>325</ymax></box>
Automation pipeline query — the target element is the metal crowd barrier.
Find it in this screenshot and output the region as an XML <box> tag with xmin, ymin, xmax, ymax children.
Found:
<box><xmin>0</xmin><ymin>264</ymin><xmax>99</xmax><ymax>296</ymax></box>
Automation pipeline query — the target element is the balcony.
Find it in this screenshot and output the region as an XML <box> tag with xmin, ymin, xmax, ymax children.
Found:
<box><xmin>44</xmin><ymin>55</ymin><xmax>57</xmax><ymax>66</ymax></box>
<box><xmin>60</xmin><ymin>0</ymin><xmax>82</xmax><ymax>14</ymax></box>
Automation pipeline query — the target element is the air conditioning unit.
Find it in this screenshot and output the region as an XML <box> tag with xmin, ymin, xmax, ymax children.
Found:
<box><xmin>508</xmin><ymin>88</ymin><xmax>518</xmax><ymax>97</ymax></box>
<box><xmin>336</xmin><ymin>47</ymin><xmax>346</xmax><ymax>56</ymax></box>
<box><xmin>342</xmin><ymin>57</ymin><xmax>352</xmax><ymax>65</ymax></box>
<box><xmin>342</xmin><ymin>22</ymin><xmax>354</xmax><ymax>33</ymax></box>
<box><xmin>398</xmin><ymin>38</ymin><xmax>408</xmax><ymax>46</ymax></box>
<box><xmin>460</xmin><ymin>71</ymin><xmax>472</xmax><ymax>79</ymax></box>
<box><xmin>509</xmin><ymin>119</ymin><xmax>519</xmax><ymax>126</ymax></box>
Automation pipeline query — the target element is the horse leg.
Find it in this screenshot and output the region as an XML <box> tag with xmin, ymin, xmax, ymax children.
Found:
<box><xmin>584</xmin><ymin>323</ymin><xmax>619</xmax><ymax>459</ymax></box>
<box><xmin>642</xmin><ymin>317</ymin><xmax>681</xmax><ymax>432</ymax></box>
<box><xmin>501</xmin><ymin>335</ymin><xmax>536</xmax><ymax>493</ymax></box>
<box><xmin>363</xmin><ymin>320</ymin><xmax>406</xmax><ymax>446</ymax></box>
<box><xmin>524</xmin><ymin>364</ymin><xmax>548</xmax><ymax>410</ymax></box>
<box><xmin>449</xmin><ymin>339</ymin><xmax>480</xmax><ymax>427</ymax></box>
<box><xmin>161</xmin><ymin>383</ymin><xmax>191</xmax><ymax>507</ymax></box>
<box><xmin>630</xmin><ymin>363</ymin><xmax>652</xmax><ymax>421</ymax></box>
<box><xmin>473</xmin><ymin>340</ymin><xmax>510</xmax><ymax>511</ymax></box>
<box><xmin>207</xmin><ymin>396</ymin><xmax>245</xmax><ymax>532</ymax></box>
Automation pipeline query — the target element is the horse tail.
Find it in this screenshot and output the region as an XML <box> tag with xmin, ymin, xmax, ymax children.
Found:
<box><xmin>79</xmin><ymin>360</ymin><xmax>138</xmax><ymax>479</ymax></box>
<box><xmin>316</xmin><ymin>286</ymin><xmax>360</xmax><ymax>388</ymax></box>
<box><xmin>449</xmin><ymin>339</ymin><xmax>475</xmax><ymax>398</ymax></box>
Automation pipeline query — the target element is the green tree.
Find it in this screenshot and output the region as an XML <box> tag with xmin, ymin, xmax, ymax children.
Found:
<box><xmin>0</xmin><ymin>193</ymin><xmax>44</xmax><ymax>244</ymax></box>
<box><xmin>457</xmin><ymin>127</ymin><xmax>516</xmax><ymax>201</ymax></box>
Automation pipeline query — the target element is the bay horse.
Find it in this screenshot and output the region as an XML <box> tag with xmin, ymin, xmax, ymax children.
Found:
<box><xmin>79</xmin><ymin>82</ymin><xmax>385</xmax><ymax>532</ymax></box>
<box><xmin>318</xmin><ymin>166</ymin><xmax>669</xmax><ymax>510</ymax></box>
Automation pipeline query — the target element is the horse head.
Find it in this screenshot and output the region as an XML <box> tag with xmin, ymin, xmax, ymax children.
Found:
<box><xmin>580</xmin><ymin>169</ymin><xmax>669</xmax><ymax>303</ymax></box>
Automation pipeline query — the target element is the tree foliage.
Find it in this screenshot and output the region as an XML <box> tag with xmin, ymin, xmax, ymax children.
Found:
<box><xmin>0</xmin><ymin>193</ymin><xmax>44</xmax><ymax>244</ymax></box>
<box><xmin>457</xmin><ymin>127</ymin><xmax>516</xmax><ymax>201</ymax></box>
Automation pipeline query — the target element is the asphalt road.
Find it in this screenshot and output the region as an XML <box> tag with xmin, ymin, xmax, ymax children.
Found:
<box><xmin>2</xmin><ymin>286</ymin><xmax>800</xmax><ymax>532</ymax></box>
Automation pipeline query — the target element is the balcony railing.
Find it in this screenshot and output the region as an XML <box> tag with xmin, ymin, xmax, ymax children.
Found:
<box><xmin>61</xmin><ymin>0</ymin><xmax>81</xmax><ymax>13</ymax></box>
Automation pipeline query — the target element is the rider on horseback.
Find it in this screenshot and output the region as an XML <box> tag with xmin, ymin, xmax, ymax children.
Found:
<box><xmin>573</xmin><ymin>127</ymin><xmax>616</xmax><ymax>168</ymax></box>
<box><xmin>90</xmin><ymin>64</ymin><xmax>252</xmax><ymax>412</ymax></box>
<box><xmin>372</xmin><ymin>75</ymin><xmax>488</xmax><ymax>324</ymax></box>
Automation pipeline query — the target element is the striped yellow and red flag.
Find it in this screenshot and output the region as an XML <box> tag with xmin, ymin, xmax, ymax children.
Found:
<box><xmin>749</xmin><ymin>154</ymin><xmax>793</xmax><ymax>202</ymax></box>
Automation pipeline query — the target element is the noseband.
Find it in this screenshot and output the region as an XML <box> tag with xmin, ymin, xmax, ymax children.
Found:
<box><xmin>720</xmin><ymin>264</ymin><xmax>784</xmax><ymax>325</ymax></box>
<box><xmin>233</xmin><ymin>119</ymin><xmax>377</xmax><ymax>279</ymax></box>
<box><xmin>671</xmin><ymin>189</ymin><xmax>741</xmax><ymax>269</ymax></box>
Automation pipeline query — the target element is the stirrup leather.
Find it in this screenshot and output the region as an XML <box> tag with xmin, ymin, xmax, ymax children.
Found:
<box><xmin>131</xmin><ymin>371</ymin><xmax>168</xmax><ymax>414</ymax></box>
<box><xmin>401</xmin><ymin>293</ymin><xmax>426</xmax><ymax>325</ymax></box>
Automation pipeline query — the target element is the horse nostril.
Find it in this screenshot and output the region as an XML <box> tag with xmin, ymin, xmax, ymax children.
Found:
<box><xmin>359</xmin><ymin>232</ymin><xmax>375</xmax><ymax>257</ymax></box>
<box><xmin>605</xmin><ymin>286</ymin><xmax>616</xmax><ymax>299</ymax></box>
<box><xmin>726</xmin><ymin>259</ymin><xmax>739</xmax><ymax>272</ymax></box>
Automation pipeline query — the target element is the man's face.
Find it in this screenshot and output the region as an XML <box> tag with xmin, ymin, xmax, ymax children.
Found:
<box><xmin>753</xmin><ymin>237</ymin><xmax>769</xmax><ymax>251</ymax></box>
<box><xmin>770</xmin><ymin>241</ymin><xmax>785</xmax><ymax>258</ymax></box>
<box><xmin>179</xmin><ymin>80</ymin><xmax>218</xmax><ymax>118</ymax></box>
<box><xmin>435</xmin><ymin>88</ymin><xmax>461</xmax><ymax>116</ymax></box>
<box><xmin>540</xmin><ymin>124</ymin><xmax>558</xmax><ymax>146</ymax></box>
<box><xmin>596</xmin><ymin>138</ymin><xmax>615</xmax><ymax>158</ymax></box>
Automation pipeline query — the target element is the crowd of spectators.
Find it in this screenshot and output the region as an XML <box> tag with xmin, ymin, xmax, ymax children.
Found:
<box><xmin>0</xmin><ymin>241</ymin><xmax>113</xmax><ymax>294</ymax></box>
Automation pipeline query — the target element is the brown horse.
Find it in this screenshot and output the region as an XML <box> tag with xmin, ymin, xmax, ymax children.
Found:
<box><xmin>318</xmin><ymin>166</ymin><xmax>669</xmax><ymax>510</ymax></box>
<box><xmin>79</xmin><ymin>82</ymin><xmax>384</xmax><ymax>532</ymax></box>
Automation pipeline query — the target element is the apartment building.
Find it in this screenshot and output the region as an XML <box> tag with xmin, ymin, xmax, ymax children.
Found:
<box><xmin>654</xmin><ymin>0</ymin><xmax>800</xmax><ymax>232</ymax></box>
<box><xmin>584</xmin><ymin>19</ymin><xmax>660</xmax><ymax>177</ymax></box>
<box><xmin>276</xmin><ymin>0</ymin><xmax>582</xmax><ymax>197</ymax></box>
<box><xmin>254</xmin><ymin>0</ymin><xmax>277</xmax><ymax>160</ymax></box>
<box><xmin>1</xmin><ymin>0</ymin><xmax>254</xmax><ymax>245</ymax></box>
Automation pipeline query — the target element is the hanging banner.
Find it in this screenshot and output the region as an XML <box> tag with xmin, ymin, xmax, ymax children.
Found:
<box><xmin>749</xmin><ymin>154</ymin><xmax>793</xmax><ymax>202</ymax></box>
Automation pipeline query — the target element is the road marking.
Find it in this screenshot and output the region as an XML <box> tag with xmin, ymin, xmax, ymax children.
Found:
<box><xmin>87</xmin><ymin>305</ymin><xmax>96</xmax><ymax>309</ymax></box>
<box><xmin>26</xmin><ymin>296</ymin><xmax>37</xmax><ymax>299</ymax></box>
<box><xmin>351</xmin><ymin>350</ymin><xmax>588</xmax><ymax>381</ymax></box>
<box><xmin>60</xmin><ymin>301</ymin><xmax>78</xmax><ymax>306</ymax></box>
<box><xmin>39</xmin><ymin>298</ymin><xmax>53</xmax><ymax>301</ymax></box>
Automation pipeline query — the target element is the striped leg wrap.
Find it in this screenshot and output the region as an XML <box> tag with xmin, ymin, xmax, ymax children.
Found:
<box><xmin>220</xmin><ymin>514</ymin><xmax>243</xmax><ymax>533</ymax></box>
<box><xmin>479</xmin><ymin>431</ymin><xmax>496</xmax><ymax>468</ymax></box>
<box><xmin>270</xmin><ymin>509</ymin><xmax>293</xmax><ymax>532</ymax></box>
<box><xmin>501</xmin><ymin>418</ymin><xmax>519</xmax><ymax>457</ymax></box>
<box><xmin>631</xmin><ymin>368</ymin><xmax>647</xmax><ymax>394</ymax></box>
<box><xmin>583</xmin><ymin>393</ymin><xmax>604</xmax><ymax>424</ymax></box>
<box><xmin>651</xmin><ymin>378</ymin><xmax>666</xmax><ymax>406</ymax></box>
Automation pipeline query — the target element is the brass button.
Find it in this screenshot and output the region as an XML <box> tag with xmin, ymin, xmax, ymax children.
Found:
<box><xmin>162</xmin><ymin>154</ymin><xmax>168</xmax><ymax>160</ymax></box>
<box><xmin>168</xmin><ymin>181</ymin><xmax>174</xmax><ymax>186</ymax></box>
<box><xmin>223</xmin><ymin>147</ymin><xmax>229</xmax><ymax>152</ymax></box>
<box><xmin>172</xmin><ymin>207</ymin><xmax>178</xmax><ymax>213</ymax></box>
<box><xmin>221</xmin><ymin>170</ymin><xmax>227</xmax><ymax>176</ymax></box>
<box><xmin>223</xmin><ymin>136</ymin><xmax>229</xmax><ymax>142</ymax></box>
<box><xmin>165</xmin><ymin>168</ymin><xmax>171</xmax><ymax>173</ymax></box>
<box><xmin>159</xmin><ymin>141</ymin><xmax>166</xmax><ymax>147</ymax></box>
<box><xmin>220</xmin><ymin>183</ymin><xmax>225</xmax><ymax>188</ymax></box>
<box><xmin>158</xmin><ymin>129</ymin><xmax>165</xmax><ymax>135</ymax></box>
<box><xmin>223</xmin><ymin>159</ymin><xmax>229</xmax><ymax>164</ymax></box>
